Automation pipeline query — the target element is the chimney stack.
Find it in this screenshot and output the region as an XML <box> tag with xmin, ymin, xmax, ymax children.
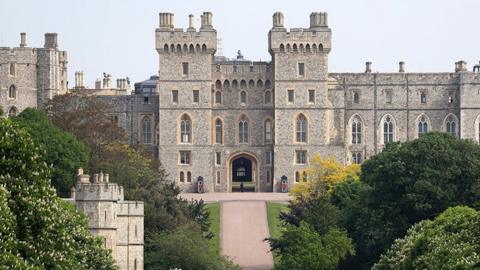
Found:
<box><xmin>20</xmin><ymin>32</ymin><xmax>27</xmax><ymax>47</ymax></box>
<box><xmin>456</xmin><ymin>60</ymin><xmax>468</xmax><ymax>72</ymax></box>
<box><xmin>75</xmin><ymin>71</ymin><xmax>84</xmax><ymax>88</ymax></box>
<box><xmin>310</xmin><ymin>12</ymin><xmax>328</xmax><ymax>29</ymax></box>
<box><xmin>399</xmin><ymin>61</ymin><xmax>405</xmax><ymax>73</ymax></box>
<box><xmin>188</xmin><ymin>14</ymin><xmax>195</xmax><ymax>30</ymax></box>
<box><xmin>272</xmin><ymin>12</ymin><xmax>284</xmax><ymax>28</ymax></box>
<box><xmin>365</xmin><ymin>62</ymin><xmax>372</xmax><ymax>73</ymax></box>
<box><xmin>159</xmin><ymin>13</ymin><xmax>174</xmax><ymax>29</ymax></box>
<box><xmin>95</xmin><ymin>78</ymin><xmax>102</xmax><ymax>89</ymax></box>
<box><xmin>44</xmin><ymin>33</ymin><xmax>58</xmax><ymax>49</ymax></box>
<box><xmin>200</xmin><ymin>12</ymin><xmax>213</xmax><ymax>30</ymax></box>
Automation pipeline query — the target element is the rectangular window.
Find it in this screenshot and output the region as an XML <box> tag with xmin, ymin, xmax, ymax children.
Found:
<box><xmin>352</xmin><ymin>152</ymin><xmax>363</xmax><ymax>164</ymax></box>
<box><xmin>182</xmin><ymin>62</ymin><xmax>189</xmax><ymax>76</ymax></box>
<box><xmin>420</xmin><ymin>92</ymin><xmax>427</xmax><ymax>104</ymax></box>
<box><xmin>295</xmin><ymin>150</ymin><xmax>307</xmax><ymax>165</ymax></box>
<box><xmin>172</xmin><ymin>90</ymin><xmax>178</xmax><ymax>103</ymax></box>
<box><xmin>385</xmin><ymin>90</ymin><xmax>392</xmax><ymax>104</ymax></box>
<box><xmin>308</xmin><ymin>89</ymin><xmax>315</xmax><ymax>103</ymax></box>
<box><xmin>179</xmin><ymin>151</ymin><xmax>191</xmax><ymax>165</ymax></box>
<box><xmin>193</xmin><ymin>90</ymin><xmax>199</xmax><ymax>103</ymax></box>
<box><xmin>143</xmin><ymin>96</ymin><xmax>149</xmax><ymax>104</ymax></box>
<box><xmin>265</xmin><ymin>151</ymin><xmax>272</xmax><ymax>165</ymax></box>
<box><xmin>215</xmin><ymin>152</ymin><xmax>221</xmax><ymax>165</ymax></box>
<box><xmin>298</xmin><ymin>63</ymin><xmax>305</xmax><ymax>76</ymax></box>
<box><xmin>9</xmin><ymin>63</ymin><xmax>15</xmax><ymax>76</ymax></box>
<box><xmin>250</xmin><ymin>65</ymin><xmax>254</xmax><ymax>72</ymax></box>
<box><xmin>288</xmin><ymin>89</ymin><xmax>294</xmax><ymax>103</ymax></box>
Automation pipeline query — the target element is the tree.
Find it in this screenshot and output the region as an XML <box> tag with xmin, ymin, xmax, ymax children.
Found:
<box><xmin>345</xmin><ymin>132</ymin><xmax>480</xmax><ymax>268</ymax></box>
<box><xmin>373</xmin><ymin>206</ymin><xmax>480</xmax><ymax>270</ymax></box>
<box><xmin>270</xmin><ymin>222</ymin><xmax>354</xmax><ymax>270</ymax></box>
<box><xmin>145</xmin><ymin>224</ymin><xmax>239</xmax><ymax>270</ymax></box>
<box><xmin>290</xmin><ymin>154</ymin><xmax>360</xmax><ymax>200</ymax></box>
<box><xmin>0</xmin><ymin>118</ymin><xmax>117</xmax><ymax>269</ymax></box>
<box><xmin>12</xmin><ymin>108</ymin><xmax>88</xmax><ymax>196</ymax></box>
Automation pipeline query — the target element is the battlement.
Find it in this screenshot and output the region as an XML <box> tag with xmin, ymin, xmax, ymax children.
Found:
<box><xmin>155</xmin><ymin>12</ymin><xmax>217</xmax><ymax>54</ymax></box>
<box><xmin>269</xmin><ymin>12</ymin><xmax>331</xmax><ymax>54</ymax></box>
<box><xmin>118</xmin><ymin>201</ymin><xmax>144</xmax><ymax>217</ymax></box>
<box><xmin>72</xmin><ymin>169</ymin><xmax>125</xmax><ymax>202</ymax></box>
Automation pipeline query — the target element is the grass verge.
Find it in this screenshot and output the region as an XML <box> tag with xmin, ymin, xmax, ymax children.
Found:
<box><xmin>266</xmin><ymin>202</ymin><xmax>289</xmax><ymax>268</ymax></box>
<box><xmin>205</xmin><ymin>202</ymin><xmax>221</xmax><ymax>255</ymax></box>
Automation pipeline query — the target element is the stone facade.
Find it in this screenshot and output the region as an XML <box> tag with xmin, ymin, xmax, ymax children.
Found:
<box><xmin>70</xmin><ymin>169</ymin><xmax>144</xmax><ymax>270</ymax></box>
<box><xmin>0</xmin><ymin>33</ymin><xmax>67</xmax><ymax>115</ymax></box>
<box><xmin>4</xmin><ymin>11</ymin><xmax>480</xmax><ymax>193</ymax></box>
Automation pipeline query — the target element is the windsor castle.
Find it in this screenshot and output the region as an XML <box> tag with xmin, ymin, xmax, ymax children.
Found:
<box><xmin>2</xmin><ymin>11</ymin><xmax>480</xmax><ymax>194</ymax></box>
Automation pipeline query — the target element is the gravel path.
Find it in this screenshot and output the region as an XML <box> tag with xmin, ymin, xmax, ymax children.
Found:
<box><xmin>221</xmin><ymin>201</ymin><xmax>274</xmax><ymax>270</ymax></box>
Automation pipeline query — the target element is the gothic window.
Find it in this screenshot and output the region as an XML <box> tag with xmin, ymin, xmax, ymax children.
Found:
<box><xmin>264</xmin><ymin>119</ymin><xmax>273</xmax><ymax>143</ymax></box>
<box><xmin>164</xmin><ymin>44</ymin><xmax>169</xmax><ymax>53</ymax></box>
<box><xmin>187</xmin><ymin>171</ymin><xmax>192</xmax><ymax>182</ymax></box>
<box><xmin>296</xmin><ymin>114</ymin><xmax>307</xmax><ymax>143</ymax></box>
<box><xmin>215</xmin><ymin>118</ymin><xmax>223</xmax><ymax>144</ymax></box>
<box><xmin>240</xmin><ymin>91</ymin><xmax>247</xmax><ymax>104</ymax></box>
<box><xmin>7</xmin><ymin>107</ymin><xmax>17</xmax><ymax>117</ymax></box>
<box><xmin>180</xmin><ymin>114</ymin><xmax>191</xmax><ymax>143</ymax></box>
<box><xmin>232</xmin><ymin>79</ymin><xmax>238</xmax><ymax>89</ymax></box>
<box><xmin>239</xmin><ymin>116</ymin><xmax>249</xmax><ymax>143</ymax></box>
<box><xmin>351</xmin><ymin>116</ymin><xmax>362</xmax><ymax>144</ymax></box>
<box><xmin>180</xmin><ymin>171</ymin><xmax>185</xmax><ymax>182</ymax></box>
<box><xmin>240</xmin><ymin>80</ymin><xmax>247</xmax><ymax>89</ymax></box>
<box><xmin>352</xmin><ymin>152</ymin><xmax>362</xmax><ymax>164</ymax></box>
<box><xmin>445</xmin><ymin>114</ymin><xmax>457</xmax><ymax>137</ymax></box>
<box><xmin>142</xmin><ymin>117</ymin><xmax>152</xmax><ymax>144</ymax></box>
<box><xmin>280</xmin><ymin>44</ymin><xmax>285</xmax><ymax>53</ymax></box>
<box><xmin>418</xmin><ymin>115</ymin><xmax>429</xmax><ymax>137</ymax></box>
<box><xmin>383</xmin><ymin>115</ymin><xmax>394</xmax><ymax>144</ymax></box>
<box><xmin>8</xmin><ymin>85</ymin><xmax>16</xmax><ymax>99</ymax></box>
<box><xmin>215</xmin><ymin>80</ymin><xmax>222</xmax><ymax>90</ymax></box>
<box><xmin>179</xmin><ymin>151</ymin><xmax>191</xmax><ymax>165</ymax></box>
<box><xmin>264</xmin><ymin>90</ymin><xmax>272</xmax><ymax>104</ymax></box>
<box><xmin>248</xmin><ymin>79</ymin><xmax>255</xmax><ymax>89</ymax></box>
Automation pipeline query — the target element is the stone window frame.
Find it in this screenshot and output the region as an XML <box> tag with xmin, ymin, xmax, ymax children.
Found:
<box><xmin>182</xmin><ymin>62</ymin><xmax>189</xmax><ymax>77</ymax></box>
<box><xmin>416</xmin><ymin>114</ymin><xmax>431</xmax><ymax>138</ymax></box>
<box><xmin>192</xmin><ymin>90</ymin><xmax>199</xmax><ymax>103</ymax></box>
<box><xmin>240</xmin><ymin>91</ymin><xmax>248</xmax><ymax>105</ymax></box>
<box><xmin>384</xmin><ymin>89</ymin><xmax>393</xmax><ymax>104</ymax></box>
<box><xmin>179</xmin><ymin>151</ymin><xmax>191</xmax><ymax>165</ymax></box>
<box><xmin>214</xmin><ymin>118</ymin><xmax>223</xmax><ymax>144</ymax></box>
<box><xmin>171</xmin><ymin>90</ymin><xmax>178</xmax><ymax>104</ymax></box>
<box><xmin>350</xmin><ymin>114</ymin><xmax>363</xmax><ymax>145</ymax></box>
<box><xmin>215</xmin><ymin>152</ymin><xmax>221</xmax><ymax>166</ymax></box>
<box><xmin>295</xmin><ymin>149</ymin><xmax>307</xmax><ymax>165</ymax></box>
<box><xmin>380</xmin><ymin>114</ymin><xmax>397</xmax><ymax>145</ymax></box>
<box><xmin>141</xmin><ymin>116</ymin><xmax>152</xmax><ymax>145</ymax></box>
<box><xmin>353</xmin><ymin>90</ymin><xmax>360</xmax><ymax>104</ymax></box>
<box><xmin>351</xmin><ymin>152</ymin><xmax>363</xmax><ymax>164</ymax></box>
<box><xmin>295</xmin><ymin>113</ymin><xmax>308</xmax><ymax>144</ymax></box>
<box><xmin>287</xmin><ymin>89</ymin><xmax>295</xmax><ymax>104</ymax></box>
<box><xmin>215</xmin><ymin>90</ymin><xmax>222</xmax><ymax>105</ymax></box>
<box><xmin>8</xmin><ymin>85</ymin><xmax>16</xmax><ymax>99</ymax></box>
<box><xmin>7</xmin><ymin>106</ymin><xmax>17</xmax><ymax>117</ymax></box>
<box><xmin>265</xmin><ymin>151</ymin><xmax>272</xmax><ymax>166</ymax></box>
<box><xmin>444</xmin><ymin>113</ymin><xmax>458</xmax><ymax>137</ymax></box>
<box><xmin>9</xmin><ymin>62</ymin><xmax>15</xmax><ymax>77</ymax></box>
<box><xmin>179</xmin><ymin>113</ymin><xmax>192</xmax><ymax>144</ymax></box>
<box><xmin>216</xmin><ymin>171</ymin><xmax>221</xmax><ymax>185</ymax></box>
<box><xmin>308</xmin><ymin>89</ymin><xmax>315</xmax><ymax>104</ymax></box>
<box><xmin>238</xmin><ymin>114</ymin><xmax>249</xmax><ymax>144</ymax></box>
<box><xmin>264</xmin><ymin>118</ymin><xmax>273</xmax><ymax>144</ymax></box>
<box><xmin>264</xmin><ymin>90</ymin><xmax>272</xmax><ymax>105</ymax></box>
<box><xmin>420</xmin><ymin>90</ymin><xmax>427</xmax><ymax>104</ymax></box>
<box><xmin>179</xmin><ymin>171</ymin><xmax>185</xmax><ymax>183</ymax></box>
<box><xmin>297</xmin><ymin>62</ymin><xmax>305</xmax><ymax>77</ymax></box>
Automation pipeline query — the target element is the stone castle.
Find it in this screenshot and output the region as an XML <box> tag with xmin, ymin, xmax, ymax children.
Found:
<box><xmin>68</xmin><ymin>169</ymin><xmax>144</xmax><ymax>270</ymax></box>
<box><xmin>2</xmin><ymin>11</ymin><xmax>480</xmax><ymax>193</ymax></box>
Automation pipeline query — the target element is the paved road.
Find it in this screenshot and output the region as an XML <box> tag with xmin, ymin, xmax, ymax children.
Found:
<box><xmin>221</xmin><ymin>201</ymin><xmax>274</xmax><ymax>270</ymax></box>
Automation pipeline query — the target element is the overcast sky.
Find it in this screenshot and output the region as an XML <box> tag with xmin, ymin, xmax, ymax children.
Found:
<box><xmin>1</xmin><ymin>0</ymin><xmax>479</xmax><ymax>86</ymax></box>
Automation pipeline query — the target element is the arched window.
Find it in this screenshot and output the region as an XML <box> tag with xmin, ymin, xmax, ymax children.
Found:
<box><xmin>7</xmin><ymin>107</ymin><xmax>17</xmax><ymax>117</ymax></box>
<box><xmin>296</xmin><ymin>114</ymin><xmax>307</xmax><ymax>143</ymax></box>
<box><xmin>202</xmin><ymin>44</ymin><xmax>207</xmax><ymax>53</ymax></box>
<box><xmin>215</xmin><ymin>118</ymin><xmax>223</xmax><ymax>144</ymax></box>
<box><xmin>187</xmin><ymin>171</ymin><xmax>192</xmax><ymax>182</ymax></box>
<box><xmin>180</xmin><ymin>171</ymin><xmax>185</xmax><ymax>182</ymax></box>
<box><xmin>215</xmin><ymin>80</ymin><xmax>222</xmax><ymax>90</ymax></box>
<box><xmin>264</xmin><ymin>90</ymin><xmax>272</xmax><ymax>104</ymax></box>
<box><xmin>8</xmin><ymin>85</ymin><xmax>16</xmax><ymax>99</ymax></box>
<box><xmin>418</xmin><ymin>115</ymin><xmax>428</xmax><ymax>137</ymax></box>
<box><xmin>265</xmin><ymin>119</ymin><xmax>273</xmax><ymax>143</ymax></box>
<box><xmin>383</xmin><ymin>115</ymin><xmax>394</xmax><ymax>143</ymax></box>
<box><xmin>239</xmin><ymin>115</ymin><xmax>248</xmax><ymax>143</ymax></box>
<box><xmin>420</xmin><ymin>91</ymin><xmax>427</xmax><ymax>104</ymax></box>
<box><xmin>215</xmin><ymin>91</ymin><xmax>222</xmax><ymax>105</ymax></box>
<box><xmin>445</xmin><ymin>114</ymin><xmax>457</xmax><ymax>137</ymax></box>
<box><xmin>9</xmin><ymin>63</ymin><xmax>15</xmax><ymax>76</ymax></box>
<box><xmin>164</xmin><ymin>44</ymin><xmax>169</xmax><ymax>53</ymax></box>
<box><xmin>248</xmin><ymin>79</ymin><xmax>255</xmax><ymax>89</ymax></box>
<box><xmin>180</xmin><ymin>114</ymin><xmax>191</xmax><ymax>143</ymax></box>
<box><xmin>257</xmin><ymin>80</ymin><xmax>263</xmax><ymax>89</ymax></box>
<box><xmin>351</xmin><ymin>116</ymin><xmax>362</xmax><ymax>144</ymax></box>
<box><xmin>142</xmin><ymin>117</ymin><xmax>152</xmax><ymax>144</ymax></box>
<box><xmin>240</xmin><ymin>91</ymin><xmax>247</xmax><ymax>104</ymax></box>
<box><xmin>280</xmin><ymin>44</ymin><xmax>285</xmax><ymax>53</ymax></box>
<box><xmin>189</xmin><ymin>44</ymin><xmax>194</xmax><ymax>53</ymax></box>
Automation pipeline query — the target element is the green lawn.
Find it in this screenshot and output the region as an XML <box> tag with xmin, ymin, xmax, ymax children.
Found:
<box><xmin>267</xmin><ymin>202</ymin><xmax>289</xmax><ymax>268</ymax></box>
<box><xmin>205</xmin><ymin>202</ymin><xmax>221</xmax><ymax>255</ymax></box>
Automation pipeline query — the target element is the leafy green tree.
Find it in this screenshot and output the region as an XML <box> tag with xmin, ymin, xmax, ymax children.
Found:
<box><xmin>12</xmin><ymin>108</ymin><xmax>88</xmax><ymax>196</ymax></box>
<box><xmin>373</xmin><ymin>206</ymin><xmax>480</xmax><ymax>270</ymax></box>
<box><xmin>270</xmin><ymin>222</ymin><xmax>354</xmax><ymax>270</ymax></box>
<box><xmin>0</xmin><ymin>118</ymin><xmax>117</xmax><ymax>269</ymax></box>
<box><xmin>145</xmin><ymin>224</ymin><xmax>239</xmax><ymax>270</ymax></box>
<box><xmin>344</xmin><ymin>132</ymin><xmax>480</xmax><ymax>268</ymax></box>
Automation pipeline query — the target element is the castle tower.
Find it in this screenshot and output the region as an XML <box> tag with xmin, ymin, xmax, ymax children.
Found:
<box><xmin>156</xmin><ymin>12</ymin><xmax>217</xmax><ymax>192</ymax></box>
<box><xmin>269</xmin><ymin>12</ymin><xmax>344</xmax><ymax>191</ymax></box>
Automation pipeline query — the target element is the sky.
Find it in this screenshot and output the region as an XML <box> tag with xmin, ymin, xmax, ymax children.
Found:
<box><xmin>1</xmin><ymin>0</ymin><xmax>479</xmax><ymax>87</ymax></box>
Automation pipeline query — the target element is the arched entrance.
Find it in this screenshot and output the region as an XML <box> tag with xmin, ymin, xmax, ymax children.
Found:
<box><xmin>228</xmin><ymin>153</ymin><xmax>258</xmax><ymax>192</ymax></box>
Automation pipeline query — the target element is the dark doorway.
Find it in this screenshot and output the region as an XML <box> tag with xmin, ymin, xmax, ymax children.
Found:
<box><xmin>231</xmin><ymin>156</ymin><xmax>254</xmax><ymax>192</ymax></box>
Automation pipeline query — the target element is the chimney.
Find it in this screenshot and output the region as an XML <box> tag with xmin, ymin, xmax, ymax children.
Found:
<box><xmin>310</xmin><ymin>12</ymin><xmax>328</xmax><ymax>29</ymax></box>
<box><xmin>457</xmin><ymin>60</ymin><xmax>467</xmax><ymax>72</ymax></box>
<box><xmin>105</xmin><ymin>174</ymin><xmax>109</xmax><ymax>183</ymax></box>
<box><xmin>76</xmin><ymin>168</ymin><xmax>90</xmax><ymax>184</ymax></box>
<box><xmin>188</xmin><ymin>14</ymin><xmax>195</xmax><ymax>30</ymax></box>
<box><xmin>399</xmin><ymin>61</ymin><xmax>405</xmax><ymax>73</ymax></box>
<box><xmin>75</xmin><ymin>71</ymin><xmax>84</xmax><ymax>88</ymax></box>
<box><xmin>44</xmin><ymin>33</ymin><xmax>58</xmax><ymax>49</ymax></box>
<box><xmin>365</xmin><ymin>61</ymin><xmax>372</xmax><ymax>73</ymax></box>
<box><xmin>103</xmin><ymin>73</ymin><xmax>112</xmax><ymax>89</ymax></box>
<box><xmin>95</xmin><ymin>78</ymin><xmax>102</xmax><ymax>89</ymax></box>
<box><xmin>20</xmin><ymin>32</ymin><xmax>27</xmax><ymax>47</ymax></box>
<box><xmin>272</xmin><ymin>12</ymin><xmax>284</xmax><ymax>28</ymax></box>
<box><xmin>200</xmin><ymin>11</ymin><xmax>213</xmax><ymax>30</ymax></box>
<box><xmin>159</xmin><ymin>13</ymin><xmax>174</xmax><ymax>29</ymax></box>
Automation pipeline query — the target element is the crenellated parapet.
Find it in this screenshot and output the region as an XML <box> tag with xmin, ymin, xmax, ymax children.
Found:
<box><xmin>155</xmin><ymin>12</ymin><xmax>217</xmax><ymax>55</ymax></box>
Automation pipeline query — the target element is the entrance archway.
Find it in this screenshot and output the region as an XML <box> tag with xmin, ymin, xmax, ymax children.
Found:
<box><xmin>228</xmin><ymin>153</ymin><xmax>258</xmax><ymax>192</ymax></box>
